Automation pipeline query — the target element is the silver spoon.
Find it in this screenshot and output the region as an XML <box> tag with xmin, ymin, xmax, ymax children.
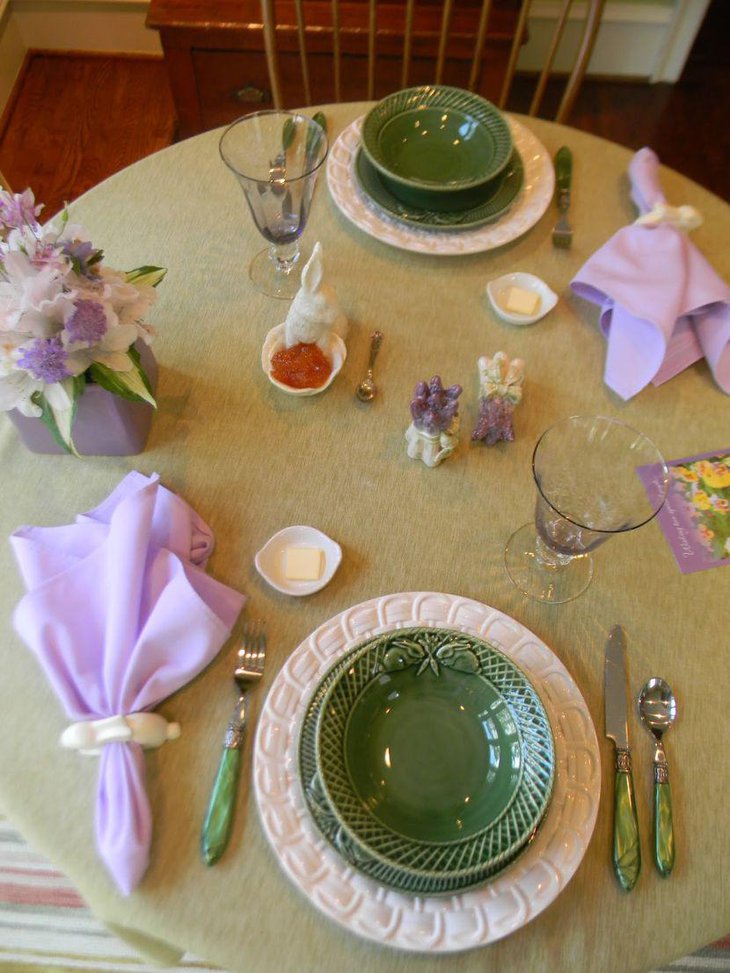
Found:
<box><xmin>637</xmin><ymin>677</ymin><xmax>677</xmax><ymax>877</ymax></box>
<box><xmin>355</xmin><ymin>330</ymin><xmax>383</xmax><ymax>403</ymax></box>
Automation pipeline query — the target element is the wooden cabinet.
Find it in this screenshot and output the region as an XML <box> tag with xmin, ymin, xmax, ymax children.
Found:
<box><xmin>146</xmin><ymin>0</ymin><xmax>521</xmax><ymax>139</ymax></box>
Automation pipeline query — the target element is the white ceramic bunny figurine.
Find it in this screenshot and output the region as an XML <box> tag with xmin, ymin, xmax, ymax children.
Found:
<box><xmin>283</xmin><ymin>242</ymin><xmax>348</xmax><ymax>350</ymax></box>
<box><xmin>59</xmin><ymin>712</ymin><xmax>181</xmax><ymax>755</ymax></box>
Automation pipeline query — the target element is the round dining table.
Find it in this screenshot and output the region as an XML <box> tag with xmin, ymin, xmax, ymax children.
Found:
<box><xmin>0</xmin><ymin>102</ymin><xmax>728</xmax><ymax>973</ymax></box>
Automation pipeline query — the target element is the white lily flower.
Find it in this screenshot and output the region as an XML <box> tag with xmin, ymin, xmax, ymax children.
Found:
<box><xmin>0</xmin><ymin>251</ymin><xmax>73</xmax><ymax>337</ymax></box>
<box><xmin>0</xmin><ymin>370</ymin><xmax>43</xmax><ymax>416</ymax></box>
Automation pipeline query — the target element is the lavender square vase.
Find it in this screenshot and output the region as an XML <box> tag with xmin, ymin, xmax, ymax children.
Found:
<box><xmin>7</xmin><ymin>343</ymin><xmax>158</xmax><ymax>456</ymax></box>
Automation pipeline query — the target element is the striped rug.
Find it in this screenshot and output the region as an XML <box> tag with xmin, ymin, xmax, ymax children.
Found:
<box><xmin>1</xmin><ymin>816</ymin><xmax>728</xmax><ymax>972</ymax></box>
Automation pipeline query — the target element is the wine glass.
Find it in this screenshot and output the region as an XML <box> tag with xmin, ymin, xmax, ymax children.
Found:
<box><xmin>504</xmin><ymin>415</ymin><xmax>670</xmax><ymax>604</ymax></box>
<box><xmin>219</xmin><ymin>110</ymin><xmax>328</xmax><ymax>299</ymax></box>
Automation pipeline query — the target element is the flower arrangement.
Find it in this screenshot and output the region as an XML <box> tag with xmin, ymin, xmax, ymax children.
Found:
<box><xmin>0</xmin><ymin>188</ymin><xmax>165</xmax><ymax>454</ymax></box>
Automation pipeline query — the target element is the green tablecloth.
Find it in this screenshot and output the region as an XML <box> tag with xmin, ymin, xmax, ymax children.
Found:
<box><xmin>0</xmin><ymin>104</ymin><xmax>728</xmax><ymax>973</ymax></box>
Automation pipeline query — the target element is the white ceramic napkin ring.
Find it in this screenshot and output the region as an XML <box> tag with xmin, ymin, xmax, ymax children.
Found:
<box><xmin>59</xmin><ymin>712</ymin><xmax>181</xmax><ymax>755</ymax></box>
<box><xmin>635</xmin><ymin>202</ymin><xmax>702</xmax><ymax>231</ymax></box>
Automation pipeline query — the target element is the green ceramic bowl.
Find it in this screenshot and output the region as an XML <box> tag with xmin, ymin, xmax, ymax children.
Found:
<box><xmin>303</xmin><ymin>627</ymin><xmax>554</xmax><ymax>894</ymax></box>
<box><xmin>361</xmin><ymin>86</ymin><xmax>513</xmax><ymax>211</ymax></box>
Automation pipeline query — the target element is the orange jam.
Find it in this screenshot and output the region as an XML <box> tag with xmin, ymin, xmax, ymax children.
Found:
<box><xmin>270</xmin><ymin>342</ymin><xmax>332</xmax><ymax>389</ymax></box>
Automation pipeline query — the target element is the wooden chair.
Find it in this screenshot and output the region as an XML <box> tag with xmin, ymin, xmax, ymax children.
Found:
<box><xmin>260</xmin><ymin>0</ymin><xmax>606</xmax><ymax>123</ymax></box>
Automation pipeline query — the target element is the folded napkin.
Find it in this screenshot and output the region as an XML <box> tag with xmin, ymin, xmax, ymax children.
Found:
<box><xmin>571</xmin><ymin>147</ymin><xmax>730</xmax><ymax>399</ymax></box>
<box><xmin>9</xmin><ymin>472</ymin><xmax>245</xmax><ymax>894</ymax></box>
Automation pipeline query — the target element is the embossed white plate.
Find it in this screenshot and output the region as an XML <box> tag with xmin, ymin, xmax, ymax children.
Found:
<box><xmin>253</xmin><ymin>592</ymin><xmax>600</xmax><ymax>953</ymax></box>
<box><xmin>326</xmin><ymin>117</ymin><xmax>555</xmax><ymax>255</ymax></box>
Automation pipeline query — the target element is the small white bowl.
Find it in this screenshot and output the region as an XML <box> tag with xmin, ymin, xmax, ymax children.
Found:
<box><xmin>254</xmin><ymin>525</ymin><xmax>342</xmax><ymax>596</ymax></box>
<box><xmin>486</xmin><ymin>273</ymin><xmax>557</xmax><ymax>325</ymax></box>
<box><xmin>261</xmin><ymin>323</ymin><xmax>347</xmax><ymax>396</ymax></box>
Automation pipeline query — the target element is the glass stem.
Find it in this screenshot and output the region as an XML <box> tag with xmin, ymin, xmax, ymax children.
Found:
<box><xmin>534</xmin><ymin>535</ymin><xmax>575</xmax><ymax>568</ymax></box>
<box><xmin>269</xmin><ymin>242</ymin><xmax>300</xmax><ymax>276</ymax></box>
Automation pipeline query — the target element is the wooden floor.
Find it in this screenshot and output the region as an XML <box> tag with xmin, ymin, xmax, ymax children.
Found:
<box><xmin>0</xmin><ymin>54</ymin><xmax>177</xmax><ymax>219</ymax></box>
<box><xmin>0</xmin><ymin>50</ymin><xmax>728</xmax><ymax>220</ymax></box>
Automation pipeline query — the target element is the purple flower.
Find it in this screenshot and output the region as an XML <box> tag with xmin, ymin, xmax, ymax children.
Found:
<box><xmin>17</xmin><ymin>336</ymin><xmax>71</xmax><ymax>384</ymax></box>
<box><xmin>62</xmin><ymin>239</ymin><xmax>103</xmax><ymax>279</ymax></box>
<box><xmin>29</xmin><ymin>241</ymin><xmax>65</xmax><ymax>270</ymax></box>
<box><xmin>410</xmin><ymin>375</ymin><xmax>462</xmax><ymax>435</ymax></box>
<box><xmin>0</xmin><ymin>189</ymin><xmax>43</xmax><ymax>231</ymax></box>
<box><xmin>65</xmin><ymin>299</ymin><xmax>107</xmax><ymax>344</ymax></box>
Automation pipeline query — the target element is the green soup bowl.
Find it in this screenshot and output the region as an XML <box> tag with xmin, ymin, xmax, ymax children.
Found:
<box><xmin>361</xmin><ymin>86</ymin><xmax>513</xmax><ymax>212</ymax></box>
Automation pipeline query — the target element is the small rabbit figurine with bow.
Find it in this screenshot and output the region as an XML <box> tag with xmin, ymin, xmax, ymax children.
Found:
<box><xmin>472</xmin><ymin>352</ymin><xmax>525</xmax><ymax>445</ymax></box>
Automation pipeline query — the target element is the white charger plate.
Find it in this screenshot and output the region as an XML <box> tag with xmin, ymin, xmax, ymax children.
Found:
<box><xmin>253</xmin><ymin>591</ymin><xmax>600</xmax><ymax>953</ymax></box>
<box><xmin>326</xmin><ymin>117</ymin><xmax>555</xmax><ymax>255</ymax></box>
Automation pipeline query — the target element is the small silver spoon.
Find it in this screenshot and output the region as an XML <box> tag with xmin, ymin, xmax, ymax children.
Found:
<box><xmin>638</xmin><ymin>677</ymin><xmax>677</xmax><ymax>877</ymax></box>
<box><xmin>355</xmin><ymin>330</ymin><xmax>383</xmax><ymax>403</ymax></box>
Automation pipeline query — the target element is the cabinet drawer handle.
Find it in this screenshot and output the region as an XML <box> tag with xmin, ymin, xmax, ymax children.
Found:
<box><xmin>232</xmin><ymin>85</ymin><xmax>271</xmax><ymax>104</ymax></box>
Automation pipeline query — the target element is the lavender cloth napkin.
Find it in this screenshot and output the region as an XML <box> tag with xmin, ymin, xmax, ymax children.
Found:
<box><xmin>571</xmin><ymin>147</ymin><xmax>730</xmax><ymax>399</ymax></box>
<box><xmin>9</xmin><ymin>472</ymin><xmax>246</xmax><ymax>895</ymax></box>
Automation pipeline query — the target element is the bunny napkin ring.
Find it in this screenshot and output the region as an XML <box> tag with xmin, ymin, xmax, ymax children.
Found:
<box><xmin>60</xmin><ymin>712</ymin><xmax>181</xmax><ymax>755</ymax></box>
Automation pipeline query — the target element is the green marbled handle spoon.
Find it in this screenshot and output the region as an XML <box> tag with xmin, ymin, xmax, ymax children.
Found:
<box><xmin>638</xmin><ymin>677</ymin><xmax>677</xmax><ymax>877</ymax></box>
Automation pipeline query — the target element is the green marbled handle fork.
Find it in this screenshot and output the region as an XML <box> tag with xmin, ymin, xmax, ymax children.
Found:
<box><xmin>201</xmin><ymin>623</ymin><xmax>266</xmax><ymax>866</ymax></box>
<box><xmin>612</xmin><ymin>747</ymin><xmax>641</xmax><ymax>892</ymax></box>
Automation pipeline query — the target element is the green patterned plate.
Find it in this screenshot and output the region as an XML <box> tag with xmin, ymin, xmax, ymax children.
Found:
<box><xmin>361</xmin><ymin>86</ymin><xmax>513</xmax><ymax>198</ymax></box>
<box><xmin>354</xmin><ymin>147</ymin><xmax>524</xmax><ymax>231</ymax></box>
<box><xmin>298</xmin><ymin>643</ymin><xmax>531</xmax><ymax>894</ymax></box>
<box><xmin>299</xmin><ymin>628</ymin><xmax>554</xmax><ymax>895</ymax></box>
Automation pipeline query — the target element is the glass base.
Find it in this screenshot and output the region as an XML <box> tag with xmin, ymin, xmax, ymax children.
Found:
<box><xmin>504</xmin><ymin>522</ymin><xmax>594</xmax><ymax>604</ymax></box>
<box><xmin>249</xmin><ymin>245</ymin><xmax>303</xmax><ymax>299</ymax></box>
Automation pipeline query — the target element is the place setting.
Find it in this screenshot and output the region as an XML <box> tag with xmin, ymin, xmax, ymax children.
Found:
<box><xmin>326</xmin><ymin>84</ymin><xmax>555</xmax><ymax>255</ymax></box>
<box><xmin>253</xmin><ymin>591</ymin><xmax>602</xmax><ymax>953</ymax></box>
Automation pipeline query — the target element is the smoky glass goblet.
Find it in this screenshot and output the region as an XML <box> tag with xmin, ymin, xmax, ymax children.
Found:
<box><xmin>219</xmin><ymin>110</ymin><xmax>328</xmax><ymax>299</ymax></box>
<box><xmin>504</xmin><ymin>415</ymin><xmax>670</xmax><ymax>604</ymax></box>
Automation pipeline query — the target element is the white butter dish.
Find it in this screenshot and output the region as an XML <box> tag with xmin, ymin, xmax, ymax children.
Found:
<box><xmin>255</xmin><ymin>525</ymin><xmax>342</xmax><ymax>596</ymax></box>
<box><xmin>486</xmin><ymin>272</ymin><xmax>557</xmax><ymax>325</ymax></box>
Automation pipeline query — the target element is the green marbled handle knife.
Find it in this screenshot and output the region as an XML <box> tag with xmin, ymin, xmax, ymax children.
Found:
<box><xmin>605</xmin><ymin>625</ymin><xmax>641</xmax><ymax>891</ymax></box>
<box><xmin>612</xmin><ymin>747</ymin><xmax>641</xmax><ymax>890</ymax></box>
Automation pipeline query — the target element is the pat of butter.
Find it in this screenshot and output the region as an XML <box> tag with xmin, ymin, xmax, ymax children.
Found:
<box><xmin>284</xmin><ymin>546</ymin><xmax>324</xmax><ymax>581</ymax></box>
<box><xmin>504</xmin><ymin>286</ymin><xmax>541</xmax><ymax>317</ymax></box>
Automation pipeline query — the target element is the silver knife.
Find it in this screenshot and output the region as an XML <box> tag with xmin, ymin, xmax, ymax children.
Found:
<box><xmin>604</xmin><ymin>625</ymin><xmax>641</xmax><ymax>891</ymax></box>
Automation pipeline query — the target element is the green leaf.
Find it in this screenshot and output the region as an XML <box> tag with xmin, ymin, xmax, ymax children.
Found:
<box><xmin>89</xmin><ymin>354</ymin><xmax>157</xmax><ymax>407</ymax></box>
<box><xmin>34</xmin><ymin>377</ymin><xmax>82</xmax><ymax>456</ymax></box>
<box><xmin>127</xmin><ymin>344</ymin><xmax>154</xmax><ymax>397</ymax></box>
<box><xmin>125</xmin><ymin>265</ymin><xmax>167</xmax><ymax>288</ymax></box>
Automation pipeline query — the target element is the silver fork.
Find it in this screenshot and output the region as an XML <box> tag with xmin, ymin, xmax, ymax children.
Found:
<box><xmin>201</xmin><ymin>622</ymin><xmax>267</xmax><ymax>865</ymax></box>
<box><xmin>552</xmin><ymin>145</ymin><xmax>573</xmax><ymax>249</ymax></box>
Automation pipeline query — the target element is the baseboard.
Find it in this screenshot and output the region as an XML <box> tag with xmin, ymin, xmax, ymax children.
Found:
<box><xmin>0</xmin><ymin>0</ymin><xmax>707</xmax><ymax>122</ymax></box>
